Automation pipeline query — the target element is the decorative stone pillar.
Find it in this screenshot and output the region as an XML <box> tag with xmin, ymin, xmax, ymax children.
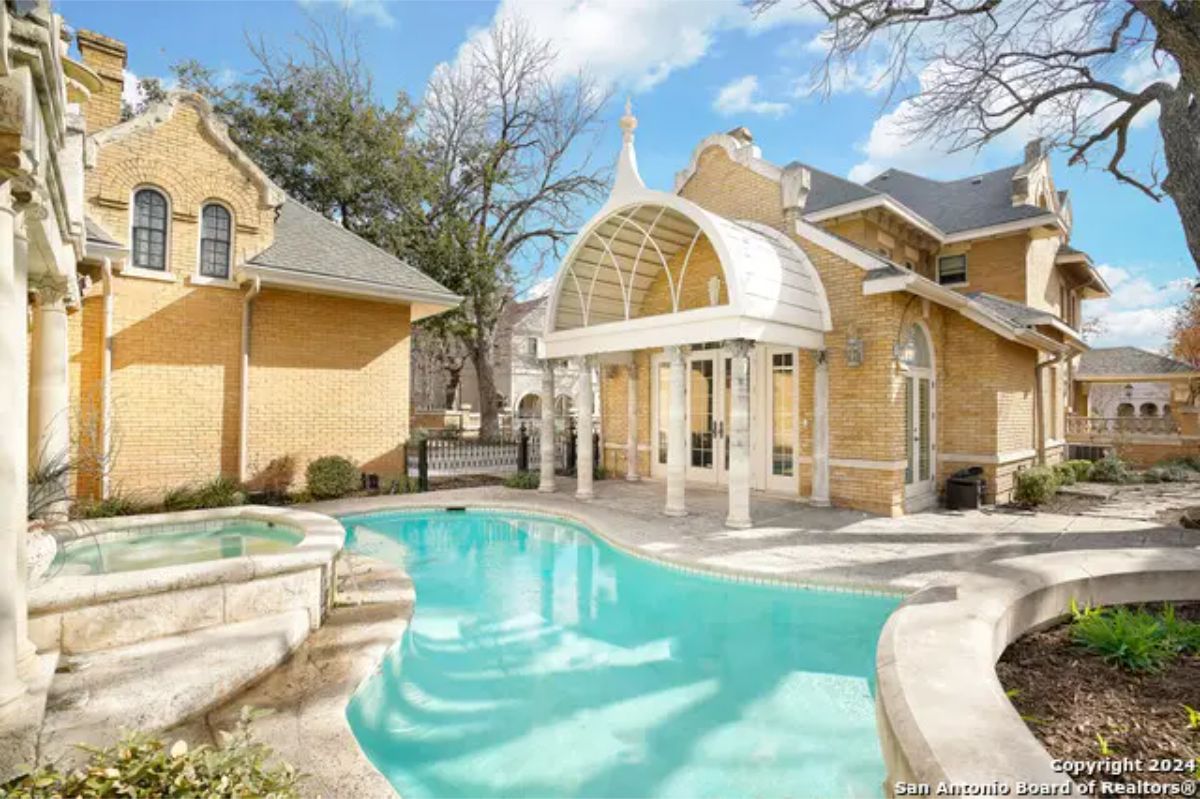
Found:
<box><xmin>811</xmin><ymin>350</ymin><xmax>831</xmax><ymax>507</ymax></box>
<box><xmin>625</xmin><ymin>361</ymin><xmax>639</xmax><ymax>481</ymax></box>
<box><xmin>538</xmin><ymin>360</ymin><xmax>556</xmax><ymax>493</ymax></box>
<box><xmin>28</xmin><ymin>284</ymin><xmax>71</xmax><ymax>519</ymax></box>
<box><xmin>665</xmin><ymin>344</ymin><xmax>688</xmax><ymax>516</ymax></box>
<box><xmin>575</xmin><ymin>356</ymin><xmax>595</xmax><ymax>500</ymax></box>
<box><xmin>0</xmin><ymin>183</ymin><xmax>29</xmax><ymax>706</ymax></box>
<box><xmin>725</xmin><ymin>340</ymin><xmax>753</xmax><ymax>528</ymax></box>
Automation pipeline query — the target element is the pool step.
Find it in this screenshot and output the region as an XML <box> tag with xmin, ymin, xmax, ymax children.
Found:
<box><xmin>37</xmin><ymin>609</ymin><xmax>310</xmax><ymax>767</ymax></box>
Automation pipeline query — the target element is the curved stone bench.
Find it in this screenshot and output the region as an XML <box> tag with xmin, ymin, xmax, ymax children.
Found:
<box><xmin>29</xmin><ymin>506</ymin><xmax>345</xmax><ymax>654</ymax></box>
<box><xmin>875</xmin><ymin>547</ymin><xmax>1200</xmax><ymax>797</ymax></box>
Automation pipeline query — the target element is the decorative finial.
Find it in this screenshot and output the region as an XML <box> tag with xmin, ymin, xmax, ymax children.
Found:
<box><xmin>619</xmin><ymin>96</ymin><xmax>637</xmax><ymax>144</ymax></box>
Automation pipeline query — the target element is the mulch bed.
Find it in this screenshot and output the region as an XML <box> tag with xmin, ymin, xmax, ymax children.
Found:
<box><xmin>997</xmin><ymin>603</ymin><xmax>1200</xmax><ymax>786</ymax></box>
<box><xmin>1001</xmin><ymin>492</ymin><xmax>1106</xmax><ymax>516</ymax></box>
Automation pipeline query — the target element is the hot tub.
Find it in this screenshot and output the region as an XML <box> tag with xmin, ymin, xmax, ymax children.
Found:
<box><xmin>29</xmin><ymin>506</ymin><xmax>345</xmax><ymax>654</ymax></box>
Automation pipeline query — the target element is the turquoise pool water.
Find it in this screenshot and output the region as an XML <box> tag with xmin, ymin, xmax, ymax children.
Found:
<box><xmin>53</xmin><ymin>521</ymin><xmax>302</xmax><ymax>575</ymax></box>
<box><xmin>344</xmin><ymin>510</ymin><xmax>898</xmax><ymax>799</ymax></box>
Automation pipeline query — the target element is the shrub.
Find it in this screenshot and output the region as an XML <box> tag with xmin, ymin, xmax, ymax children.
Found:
<box><xmin>1052</xmin><ymin>463</ymin><xmax>1077</xmax><ymax>486</ymax></box>
<box><xmin>163</xmin><ymin>477</ymin><xmax>244</xmax><ymax>512</ymax></box>
<box><xmin>1144</xmin><ymin>463</ymin><xmax>1192</xmax><ymax>484</ymax></box>
<box><xmin>74</xmin><ymin>491</ymin><xmax>150</xmax><ymax>520</ymax></box>
<box><xmin>1163</xmin><ymin>455</ymin><xmax>1200</xmax><ymax>472</ymax></box>
<box><xmin>1063</xmin><ymin>459</ymin><xmax>1094</xmax><ymax>482</ymax></box>
<box><xmin>503</xmin><ymin>470</ymin><xmax>540</xmax><ymax>490</ymax></box>
<box><xmin>1089</xmin><ymin>456</ymin><xmax>1132</xmax><ymax>484</ymax></box>
<box><xmin>1013</xmin><ymin>466</ymin><xmax>1059</xmax><ymax>506</ymax></box>
<box><xmin>1</xmin><ymin>710</ymin><xmax>301</xmax><ymax>797</ymax></box>
<box><xmin>249</xmin><ymin>455</ymin><xmax>296</xmax><ymax>496</ymax></box>
<box><xmin>1160</xmin><ymin>603</ymin><xmax>1200</xmax><ymax>655</ymax></box>
<box><xmin>1071</xmin><ymin>605</ymin><xmax>1174</xmax><ymax>672</ymax></box>
<box><xmin>305</xmin><ymin>456</ymin><xmax>358</xmax><ymax>500</ymax></box>
<box><xmin>383</xmin><ymin>475</ymin><xmax>419</xmax><ymax>495</ymax></box>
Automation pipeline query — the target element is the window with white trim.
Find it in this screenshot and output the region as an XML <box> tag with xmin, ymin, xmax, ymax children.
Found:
<box><xmin>199</xmin><ymin>204</ymin><xmax>232</xmax><ymax>279</ymax></box>
<box><xmin>132</xmin><ymin>188</ymin><xmax>168</xmax><ymax>270</ymax></box>
<box><xmin>936</xmin><ymin>254</ymin><xmax>967</xmax><ymax>285</ymax></box>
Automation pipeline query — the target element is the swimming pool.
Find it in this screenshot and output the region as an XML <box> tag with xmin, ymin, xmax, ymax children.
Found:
<box><xmin>343</xmin><ymin>509</ymin><xmax>897</xmax><ymax>798</ymax></box>
<box><xmin>53</xmin><ymin>519</ymin><xmax>303</xmax><ymax>576</ymax></box>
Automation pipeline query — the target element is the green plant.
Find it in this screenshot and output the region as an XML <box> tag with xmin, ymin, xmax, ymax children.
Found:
<box><xmin>1070</xmin><ymin>597</ymin><xmax>1105</xmax><ymax>621</ymax></box>
<box><xmin>503</xmin><ymin>470</ymin><xmax>540</xmax><ymax>490</ymax></box>
<box><xmin>1071</xmin><ymin>605</ymin><xmax>1175</xmax><ymax>672</ymax></box>
<box><xmin>1</xmin><ymin>708</ymin><xmax>301</xmax><ymax>797</ymax></box>
<box><xmin>305</xmin><ymin>456</ymin><xmax>359</xmax><ymax>500</ymax></box>
<box><xmin>28</xmin><ymin>443</ymin><xmax>72</xmax><ymax>522</ymax></box>
<box><xmin>1014</xmin><ymin>466</ymin><xmax>1059</xmax><ymax>506</ymax></box>
<box><xmin>1183</xmin><ymin>704</ymin><xmax>1200</xmax><ymax>731</ymax></box>
<box><xmin>74</xmin><ymin>491</ymin><xmax>151</xmax><ymax>520</ymax></box>
<box><xmin>1160</xmin><ymin>603</ymin><xmax>1200</xmax><ymax>654</ymax></box>
<box><xmin>249</xmin><ymin>455</ymin><xmax>296</xmax><ymax>497</ymax></box>
<box><xmin>1052</xmin><ymin>462</ymin><xmax>1077</xmax><ymax>486</ymax></box>
<box><xmin>1064</xmin><ymin>459</ymin><xmax>1095</xmax><ymax>482</ymax></box>
<box><xmin>1089</xmin><ymin>456</ymin><xmax>1132</xmax><ymax>484</ymax></box>
<box><xmin>1143</xmin><ymin>464</ymin><xmax>1191</xmax><ymax>483</ymax></box>
<box><xmin>1163</xmin><ymin>455</ymin><xmax>1200</xmax><ymax>472</ymax></box>
<box><xmin>163</xmin><ymin>477</ymin><xmax>244</xmax><ymax>512</ymax></box>
<box><xmin>1095</xmin><ymin>732</ymin><xmax>1115</xmax><ymax>757</ymax></box>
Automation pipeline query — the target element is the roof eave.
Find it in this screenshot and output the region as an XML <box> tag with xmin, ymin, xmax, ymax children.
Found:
<box><xmin>803</xmin><ymin>196</ymin><xmax>943</xmax><ymax>242</ymax></box>
<box><xmin>239</xmin><ymin>263</ymin><xmax>463</xmax><ymax>320</ymax></box>
<box><xmin>1076</xmin><ymin>372</ymin><xmax>1200</xmax><ymax>383</ymax></box>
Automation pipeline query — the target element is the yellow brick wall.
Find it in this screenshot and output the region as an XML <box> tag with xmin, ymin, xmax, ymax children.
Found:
<box><xmin>72</xmin><ymin>98</ymin><xmax>415</xmax><ymax>498</ymax></box>
<box><xmin>246</xmin><ymin>288</ymin><xmax>411</xmax><ymax>483</ymax></box>
<box><xmin>943</xmin><ymin>234</ymin><xmax>1028</xmax><ymax>302</ymax></box>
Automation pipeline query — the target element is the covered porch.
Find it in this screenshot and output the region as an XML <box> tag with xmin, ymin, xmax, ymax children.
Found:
<box><xmin>534</xmin><ymin>105</ymin><xmax>832</xmax><ymax>528</ymax></box>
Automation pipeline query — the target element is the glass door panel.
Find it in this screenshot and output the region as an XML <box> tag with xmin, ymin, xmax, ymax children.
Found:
<box><xmin>656</xmin><ymin>361</ymin><xmax>670</xmax><ymax>469</ymax></box>
<box><xmin>689</xmin><ymin>358</ymin><xmax>715</xmax><ymax>471</ymax></box>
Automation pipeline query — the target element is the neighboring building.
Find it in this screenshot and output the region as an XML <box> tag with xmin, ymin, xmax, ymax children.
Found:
<box><xmin>410</xmin><ymin>295</ymin><xmax>598</xmax><ymax>430</ymax></box>
<box><xmin>63</xmin><ymin>30</ymin><xmax>459</xmax><ymax>498</ymax></box>
<box><xmin>1068</xmin><ymin>346</ymin><xmax>1200</xmax><ymax>466</ymax></box>
<box><xmin>539</xmin><ymin>110</ymin><xmax>1112</xmax><ymax>518</ymax></box>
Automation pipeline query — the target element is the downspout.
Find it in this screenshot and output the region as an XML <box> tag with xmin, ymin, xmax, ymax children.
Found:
<box><xmin>1034</xmin><ymin>348</ymin><xmax>1070</xmax><ymax>465</ymax></box>
<box><xmin>100</xmin><ymin>258</ymin><xmax>114</xmax><ymax>499</ymax></box>
<box><xmin>238</xmin><ymin>277</ymin><xmax>261</xmax><ymax>483</ymax></box>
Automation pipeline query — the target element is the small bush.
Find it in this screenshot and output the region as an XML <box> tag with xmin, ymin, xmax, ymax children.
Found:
<box><xmin>249</xmin><ymin>454</ymin><xmax>296</xmax><ymax>496</ymax></box>
<box><xmin>1144</xmin><ymin>463</ymin><xmax>1192</xmax><ymax>484</ymax></box>
<box><xmin>1013</xmin><ymin>466</ymin><xmax>1059</xmax><ymax>506</ymax></box>
<box><xmin>1071</xmin><ymin>605</ymin><xmax>1174</xmax><ymax>672</ymax></box>
<box><xmin>1063</xmin><ymin>459</ymin><xmax>1094</xmax><ymax>482</ymax></box>
<box><xmin>503</xmin><ymin>470</ymin><xmax>540</xmax><ymax>490</ymax></box>
<box><xmin>305</xmin><ymin>456</ymin><xmax>358</xmax><ymax>500</ymax></box>
<box><xmin>1160</xmin><ymin>604</ymin><xmax>1200</xmax><ymax>655</ymax></box>
<box><xmin>1162</xmin><ymin>454</ymin><xmax>1200</xmax><ymax>472</ymax></box>
<box><xmin>1089</xmin><ymin>456</ymin><xmax>1132</xmax><ymax>484</ymax></box>
<box><xmin>3</xmin><ymin>713</ymin><xmax>301</xmax><ymax>797</ymax></box>
<box><xmin>163</xmin><ymin>477</ymin><xmax>244</xmax><ymax>512</ymax></box>
<box><xmin>382</xmin><ymin>475</ymin><xmax>419</xmax><ymax>495</ymax></box>
<box><xmin>1052</xmin><ymin>463</ymin><xmax>1077</xmax><ymax>486</ymax></box>
<box><xmin>74</xmin><ymin>491</ymin><xmax>150</xmax><ymax>520</ymax></box>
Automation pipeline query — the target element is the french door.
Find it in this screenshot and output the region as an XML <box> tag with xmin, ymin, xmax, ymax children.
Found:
<box><xmin>686</xmin><ymin>351</ymin><xmax>721</xmax><ymax>484</ymax></box>
<box><xmin>903</xmin><ymin>367</ymin><xmax>935</xmax><ymax>509</ymax></box>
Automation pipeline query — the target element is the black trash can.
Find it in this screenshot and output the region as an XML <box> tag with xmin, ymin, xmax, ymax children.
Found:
<box><xmin>946</xmin><ymin>466</ymin><xmax>986</xmax><ymax>510</ymax></box>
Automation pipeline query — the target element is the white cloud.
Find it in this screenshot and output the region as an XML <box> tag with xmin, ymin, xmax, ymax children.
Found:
<box><xmin>454</xmin><ymin>0</ymin><xmax>816</xmax><ymax>93</ymax></box>
<box><xmin>790</xmin><ymin>33</ymin><xmax>889</xmax><ymax>97</ymax></box>
<box><xmin>1085</xmin><ymin>264</ymin><xmax>1191</xmax><ymax>351</ymax></box>
<box><xmin>713</xmin><ymin>75</ymin><xmax>789</xmax><ymax>117</ymax></box>
<box><xmin>122</xmin><ymin>70</ymin><xmax>141</xmax><ymax>110</ymax></box>
<box><xmin>523</xmin><ymin>276</ymin><xmax>554</xmax><ymax>301</ymax></box>
<box><xmin>297</xmin><ymin>0</ymin><xmax>395</xmax><ymax>28</ymax></box>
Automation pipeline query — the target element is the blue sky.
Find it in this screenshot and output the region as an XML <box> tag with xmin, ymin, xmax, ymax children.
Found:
<box><xmin>60</xmin><ymin>0</ymin><xmax>1194</xmax><ymax>352</ymax></box>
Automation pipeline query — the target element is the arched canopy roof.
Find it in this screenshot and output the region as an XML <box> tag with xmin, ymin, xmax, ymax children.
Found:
<box><xmin>543</xmin><ymin>191</ymin><xmax>831</xmax><ymax>359</ymax></box>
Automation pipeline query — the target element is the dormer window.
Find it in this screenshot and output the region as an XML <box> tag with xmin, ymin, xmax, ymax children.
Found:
<box><xmin>937</xmin><ymin>254</ymin><xmax>967</xmax><ymax>285</ymax></box>
<box><xmin>199</xmin><ymin>204</ymin><xmax>232</xmax><ymax>279</ymax></box>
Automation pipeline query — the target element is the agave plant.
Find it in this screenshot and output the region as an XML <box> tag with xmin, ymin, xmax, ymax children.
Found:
<box><xmin>27</xmin><ymin>440</ymin><xmax>73</xmax><ymax>523</ymax></box>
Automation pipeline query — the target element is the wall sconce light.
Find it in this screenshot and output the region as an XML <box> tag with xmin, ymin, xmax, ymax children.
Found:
<box><xmin>845</xmin><ymin>324</ymin><xmax>864</xmax><ymax>367</ymax></box>
<box><xmin>708</xmin><ymin>276</ymin><xmax>721</xmax><ymax>307</ymax></box>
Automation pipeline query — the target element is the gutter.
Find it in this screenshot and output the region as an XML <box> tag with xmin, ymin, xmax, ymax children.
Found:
<box><xmin>99</xmin><ymin>257</ymin><xmax>114</xmax><ymax>499</ymax></box>
<box><xmin>239</xmin><ymin>262</ymin><xmax>462</xmax><ymax>320</ymax></box>
<box><xmin>238</xmin><ymin>277</ymin><xmax>261</xmax><ymax>483</ymax></box>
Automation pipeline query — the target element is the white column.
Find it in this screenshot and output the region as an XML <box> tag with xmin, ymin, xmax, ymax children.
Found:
<box><xmin>575</xmin><ymin>356</ymin><xmax>594</xmax><ymax>500</ymax></box>
<box><xmin>625</xmin><ymin>361</ymin><xmax>639</xmax><ymax>481</ymax></box>
<box><xmin>538</xmin><ymin>360</ymin><xmax>556</xmax><ymax>493</ymax></box>
<box><xmin>725</xmin><ymin>340</ymin><xmax>753</xmax><ymax>528</ymax></box>
<box><xmin>0</xmin><ymin>184</ymin><xmax>30</xmax><ymax>705</ymax></box>
<box><xmin>29</xmin><ymin>289</ymin><xmax>71</xmax><ymax>519</ymax></box>
<box><xmin>811</xmin><ymin>350</ymin><xmax>831</xmax><ymax>507</ymax></box>
<box><xmin>665</xmin><ymin>344</ymin><xmax>688</xmax><ymax>516</ymax></box>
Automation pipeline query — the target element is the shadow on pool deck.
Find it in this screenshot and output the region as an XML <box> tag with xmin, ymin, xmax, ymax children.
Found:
<box><xmin>304</xmin><ymin>477</ymin><xmax>1200</xmax><ymax>594</ymax></box>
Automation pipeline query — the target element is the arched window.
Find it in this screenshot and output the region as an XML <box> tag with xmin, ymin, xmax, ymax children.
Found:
<box><xmin>1116</xmin><ymin>403</ymin><xmax>1135</xmax><ymax>418</ymax></box>
<box><xmin>132</xmin><ymin>188</ymin><xmax>168</xmax><ymax>270</ymax></box>
<box><xmin>1139</xmin><ymin>402</ymin><xmax>1158</xmax><ymax>417</ymax></box>
<box><xmin>199</xmin><ymin>204</ymin><xmax>232</xmax><ymax>279</ymax></box>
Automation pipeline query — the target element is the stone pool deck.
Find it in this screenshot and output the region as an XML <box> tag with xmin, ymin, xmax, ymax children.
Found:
<box><xmin>305</xmin><ymin>477</ymin><xmax>1200</xmax><ymax>594</ymax></box>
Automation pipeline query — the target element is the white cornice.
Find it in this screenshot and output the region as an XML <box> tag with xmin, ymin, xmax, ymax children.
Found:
<box><xmin>673</xmin><ymin>133</ymin><xmax>780</xmax><ymax>193</ymax></box>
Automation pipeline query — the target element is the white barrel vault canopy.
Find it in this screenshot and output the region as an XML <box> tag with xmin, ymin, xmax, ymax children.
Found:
<box><xmin>542</xmin><ymin>192</ymin><xmax>832</xmax><ymax>359</ymax></box>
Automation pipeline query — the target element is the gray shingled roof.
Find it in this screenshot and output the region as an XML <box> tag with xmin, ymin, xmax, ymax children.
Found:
<box><xmin>85</xmin><ymin>216</ymin><xmax>121</xmax><ymax>247</ymax></box>
<box><xmin>247</xmin><ymin>200</ymin><xmax>457</xmax><ymax>298</ymax></box>
<box><xmin>786</xmin><ymin>161</ymin><xmax>880</xmax><ymax>215</ymax></box>
<box><xmin>1078</xmin><ymin>347</ymin><xmax>1195</xmax><ymax>377</ymax></box>
<box><xmin>863</xmin><ymin>166</ymin><xmax>1051</xmax><ymax>234</ymax></box>
<box><xmin>966</xmin><ymin>291</ymin><xmax>1057</xmax><ymax>328</ymax></box>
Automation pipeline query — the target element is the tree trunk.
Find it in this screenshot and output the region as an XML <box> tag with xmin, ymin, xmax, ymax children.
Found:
<box><xmin>472</xmin><ymin>341</ymin><xmax>502</xmax><ymax>441</ymax></box>
<box><xmin>443</xmin><ymin>367</ymin><xmax>462</xmax><ymax>410</ymax></box>
<box><xmin>1157</xmin><ymin>78</ymin><xmax>1200</xmax><ymax>273</ymax></box>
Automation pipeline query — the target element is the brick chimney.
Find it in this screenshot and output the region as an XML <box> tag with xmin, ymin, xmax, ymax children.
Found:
<box><xmin>76</xmin><ymin>30</ymin><xmax>127</xmax><ymax>131</ymax></box>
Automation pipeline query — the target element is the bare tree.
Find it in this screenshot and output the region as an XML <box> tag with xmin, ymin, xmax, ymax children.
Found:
<box><xmin>410</xmin><ymin>323</ymin><xmax>472</xmax><ymax>410</ymax></box>
<box><xmin>412</xmin><ymin>18</ymin><xmax>610</xmax><ymax>439</ymax></box>
<box><xmin>756</xmin><ymin>0</ymin><xmax>1200</xmax><ymax>272</ymax></box>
